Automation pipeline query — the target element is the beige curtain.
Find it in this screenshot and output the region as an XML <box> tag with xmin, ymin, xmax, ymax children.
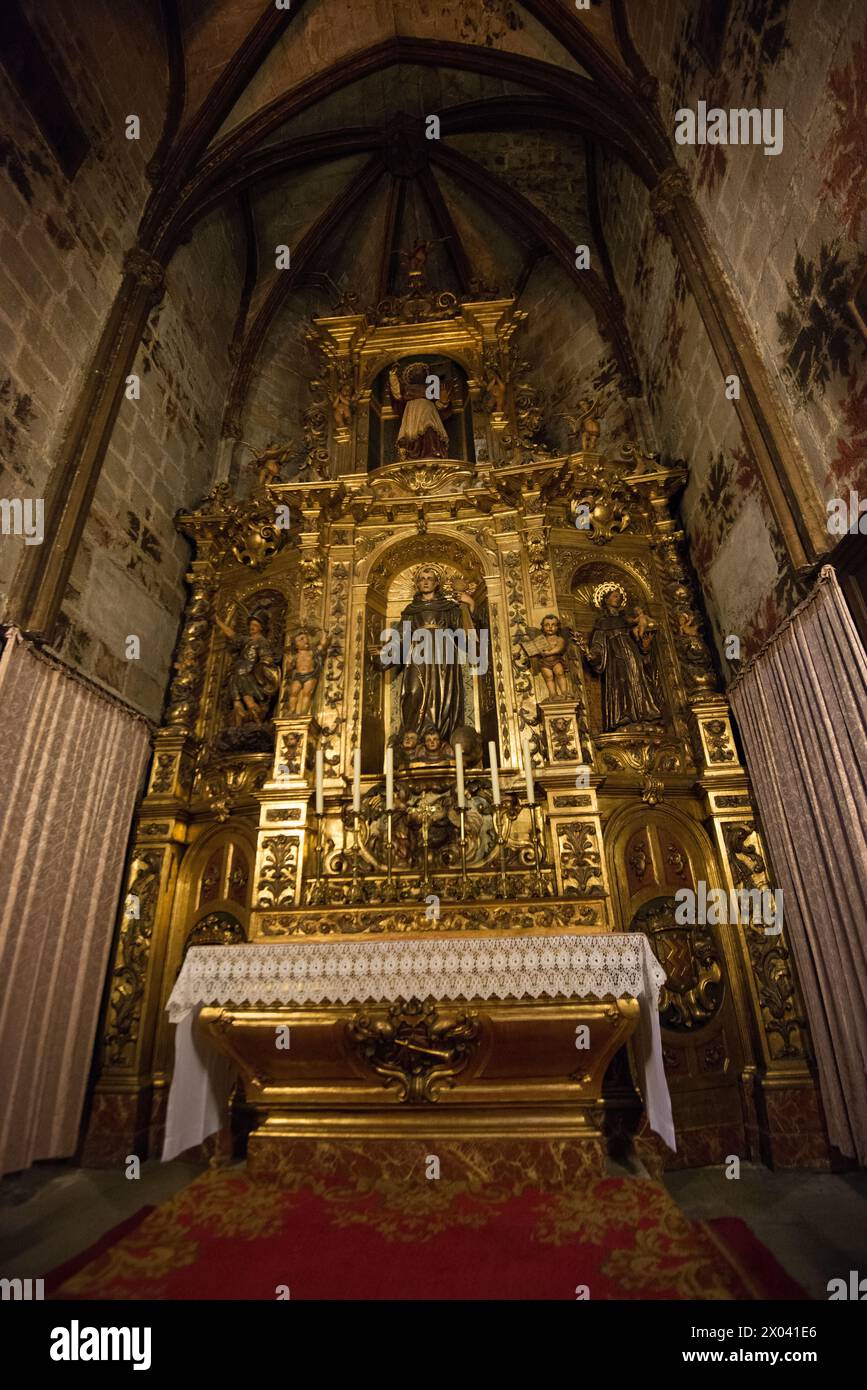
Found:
<box><xmin>729</xmin><ymin>566</ymin><xmax>867</xmax><ymax>1164</ymax></box>
<box><xmin>0</xmin><ymin>630</ymin><xmax>151</xmax><ymax>1177</ymax></box>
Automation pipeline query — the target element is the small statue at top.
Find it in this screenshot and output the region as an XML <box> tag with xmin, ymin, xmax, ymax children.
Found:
<box><xmin>245</xmin><ymin>440</ymin><xmax>296</xmax><ymax>489</ymax></box>
<box><xmin>388</xmin><ymin>361</ymin><xmax>453</xmax><ymax>460</ymax></box>
<box><xmin>396</xmin><ymin>237</ymin><xmax>446</xmax><ymax>287</ymax></box>
<box><xmin>563</xmin><ymin>395</ymin><xmax>604</xmax><ymax>452</ymax></box>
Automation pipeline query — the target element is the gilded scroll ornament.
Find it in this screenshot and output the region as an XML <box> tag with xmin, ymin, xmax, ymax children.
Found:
<box><xmin>347</xmin><ymin>998</ymin><xmax>480</xmax><ymax>1102</ymax></box>
<box><xmin>704</xmin><ymin>718</ymin><xmax>736</xmax><ymax>763</ymax></box>
<box><xmin>558</xmin><ymin>823</ymin><xmax>604</xmax><ymax>897</ymax></box>
<box><xmin>722</xmin><ymin>823</ymin><xmax>806</xmax><ymax>1059</ymax></box>
<box><xmin>256</xmin><ymin>835</ymin><xmax>300</xmax><ymax>910</ymax></box>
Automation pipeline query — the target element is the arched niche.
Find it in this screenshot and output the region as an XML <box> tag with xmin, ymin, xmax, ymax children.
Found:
<box><xmin>567</xmin><ymin>558</ymin><xmax>675</xmax><ymax>740</ymax></box>
<box><xmin>359</xmin><ymin>531</ymin><xmax>497</xmax><ymax>774</ymax></box>
<box><xmin>604</xmin><ymin>802</ymin><xmax>747</xmax><ymax>1117</ymax></box>
<box><xmin>209</xmin><ymin>586</ymin><xmax>288</xmax><ymax>751</ymax></box>
<box><xmin>152</xmin><ymin>821</ymin><xmax>256</xmax><ymax>1079</ymax></box>
<box><xmin>367</xmin><ymin>353</ymin><xmax>475</xmax><ymax>471</ymax></box>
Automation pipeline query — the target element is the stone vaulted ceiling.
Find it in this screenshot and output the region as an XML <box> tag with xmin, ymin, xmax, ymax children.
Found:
<box><xmin>141</xmin><ymin>0</ymin><xmax>669</xmax><ymax>439</ymax></box>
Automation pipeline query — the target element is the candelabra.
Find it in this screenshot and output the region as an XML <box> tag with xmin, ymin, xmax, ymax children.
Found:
<box><xmin>418</xmin><ymin>797</ymin><xmax>434</xmax><ymax>899</ymax></box>
<box><xmin>349</xmin><ymin>811</ymin><xmax>365</xmax><ymax>903</ymax></box>
<box><xmin>382</xmin><ymin>808</ymin><xmax>398</xmax><ymax>901</ymax></box>
<box><xmin>457</xmin><ymin>804</ymin><xmax>470</xmax><ymax>900</ymax></box>
<box><xmin>527</xmin><ymin>799</ymin><xmax>547</xmax><ymax>898</ymax></box>
<box><xmin>306</xmin><ymin>812</ymin><xmax>326</xmax><ymax>905</ymax></box>
<box><xmin>493</xmin><ymin>800</ymin><xmax>516</xmax><ymax>898</ymax></box>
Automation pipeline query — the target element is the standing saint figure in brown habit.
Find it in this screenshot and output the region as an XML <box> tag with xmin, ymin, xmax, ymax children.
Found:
<box><xmin>388</xmin><ymin>361</ymin><xmax>453</xmax><ymax>459</ymax></box>
<box><xmin>577</xmin><ymin>582</ymin><xmax>664</xmax><ymax>731</ymax></box>
<box><xmin>375</xmin><ymin>565</ymin><xmax>467</xmax><ymax>743</ymax></box>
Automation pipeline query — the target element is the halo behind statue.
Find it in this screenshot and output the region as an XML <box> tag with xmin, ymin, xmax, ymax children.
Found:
<box><xmin>411</xmin><ymin>563</ymin><xmax>445</xmax><ymax>590</ymax></box>
<box><xmin>592</xmin><ymin>580</ymin><xmax>628</xmax><ymax>609</ymax></box>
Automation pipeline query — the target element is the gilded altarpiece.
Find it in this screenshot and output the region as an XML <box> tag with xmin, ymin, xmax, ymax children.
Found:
<box><xmin>85</xmin><ymin>295</ymin><xmax>827</xmax><ymax>1173</ymax></box>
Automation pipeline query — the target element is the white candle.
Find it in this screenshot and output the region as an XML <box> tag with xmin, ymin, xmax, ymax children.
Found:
<box><xmin>385</xmin><ymin>745</ymin><xmax>394</xmax><ymax>810</ymax></box>
<box><xmin>352</xmin><ymin>747</ymin><xmax>361</xmax><ymax>813</ymax></box>
<box><xmin>488</xmin><ymin>741</ymin><xmax>501</xmax><ymax>805</ymax></box>
<box><xmin>314</xmin><ymin>747</ymin><xmax>324</xmax><ymax>814</ymax></box>
<box><xmin>522</xmin><ymin>733</ymin><xmax>535</xmax><ymax>805</ymax></box>
<box><xmin>455</xmin><ymin>742</ymin><xmax>465</xmax><ymax>809</ymax></box>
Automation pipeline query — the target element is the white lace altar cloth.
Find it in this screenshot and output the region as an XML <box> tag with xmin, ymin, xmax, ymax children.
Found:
<box><xmin>162</xmin><ymin>935</ymin><xmax>675</xmax><ymax>1157</ymax></box>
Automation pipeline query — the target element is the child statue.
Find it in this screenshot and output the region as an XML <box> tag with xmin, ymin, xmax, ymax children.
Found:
<box><xmin>285</xmin><ymin>628</ymin><xmax>329</xmax><ymax>716</ymax></box>
<box><xmin>520</xmin><ymin>614</ymin><xmax>573</xmax><ymax>699</ymax></box>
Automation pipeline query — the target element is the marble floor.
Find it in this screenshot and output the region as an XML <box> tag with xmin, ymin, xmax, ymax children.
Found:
<box><xmin>1</xmin><ymin>1158</ymin><xmax>864</xmax><ymax>1299</ymax></box>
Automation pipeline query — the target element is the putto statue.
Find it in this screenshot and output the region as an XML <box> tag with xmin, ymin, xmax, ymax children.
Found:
<box><xmin>285</xmin><ymin>628</ymin><xmax>329</xmax><ymax>716</ymax></box>
<box><xmin>388</xmin><ymin>361</ymin><xmax>453</xmax><ymax>459</ymax></box>
<box><xmin>520</xmin><ymin>614</ymin><xmax>574</xmax><ymax>699</ymax></box>
<box><xmin>577</xmin><ymin>581</ymin><xmax>664</xmax><ymax>731</ymax></box>
<box><xmin>215</xmin><ymin>606</ymin><xmax>281</xmax><ymax>726</ymax></box>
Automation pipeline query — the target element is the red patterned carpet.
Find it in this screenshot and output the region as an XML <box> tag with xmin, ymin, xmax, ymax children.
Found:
<box><xmin>48</xmin><ymin>1169</ymin><xmax>806</xmax><ymax>1301</ymax></box>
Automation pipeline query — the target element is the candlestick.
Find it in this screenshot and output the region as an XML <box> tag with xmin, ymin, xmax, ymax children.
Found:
<box><xmin>315</xmin><ymin>747</ymin><xmax>324</xmax><ymax>814</ymax></box>
<box><xmin>418</xmin><ymin>795</ymin><xmax>433</xmax><ymax>898</ymax></box>
<box><xmin>383</xmin><ymin>807</ymin><xmax>397</xmax><ymax>900</ymax></box>
<box><xmin>457</xmin><ymin>804</ymin><xmax>469</xmax><ymax>900</ymax></box>
<box><xmin>306</xmin><ymin>811</ymin><xmax>326</xmax><ymax>905</ymax></box>
<box><xmin>352</xmin><ymin>747</ymin><xmax>361</xmax><ymax>813</ymax></box>
<box><xmin>489</xmin><ymin>741</ymin><xmax>501</xmax><ymax>805</ymax></box>
<box><xmin>494</xmin><ymin>802</ymin><xmax>510</xmax><ymax>898</ymax></box>
<box><xmin>455</xmin><ymin>742</ymin><xmax>465</xmax><ymax>809</ymax></box>
<box><xmin>529</xmin><ymin>802</ymin><xmax>546</xmax><ymax>897</ymax></box>
<box><xmin>522</xmin><ymin>733</ymin><xmax>535</xmax><ymax>805</ymax></box>
<box><xmin>350</xmin><ymin>811</ymin><xmax>364</xmax><ymax>903</ymax></box>
<box><xmin>385</xmin><ymin>745</ymin><xmax>394</xmax><ymax>811</ymax></box>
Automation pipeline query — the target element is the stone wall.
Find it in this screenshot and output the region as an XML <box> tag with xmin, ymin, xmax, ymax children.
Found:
<box><xmin>518</xmin><ymin>258</ymin><xmax>634</xmax><ymax>455</ymax></box>
<box><xmin>603</xmin><ymin>0</ymin><xmax>867</xmax><ymax>662</ymax></box>
<box><xmin>59</xmin><ymin>207</ymin><xmax>246</xmax><ymax>719</ymax></box>
<box><xmin>0</xmin><ymin>0</ymin><xmax>166</xmax><ymax>603</ymax></box>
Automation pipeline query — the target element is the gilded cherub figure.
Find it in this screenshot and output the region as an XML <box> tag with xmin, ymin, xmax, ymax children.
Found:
<box><xmin>331</xmin><ymin>378</ymin><xmax>354</xmax><ymax>433</ymax></box>
<box><xmin>562</xmin><ymin>395</ymin><xmax>604</xmax><ymax>452</ymax></box>
<box><xmin>243</xmin><ymin>440</ymin><xmax>295</xmax><ymax>490</ymax></box>
<box><xmin>520</xmin><ymin>614</ymin><xmax>574</xmax><ymax>699</ymax></box>
<box><xmin>285</xmin><ymin>628</ymin><xmax>329</xmax><ymax>716</ymax></box>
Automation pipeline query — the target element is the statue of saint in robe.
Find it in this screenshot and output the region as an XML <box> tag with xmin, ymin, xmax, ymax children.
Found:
<box><xmin>578</xmin><ymin>583</ymin><xmax>663</xmax><ymax>731</ymax></box>
<box><xmin>379</xmin><ymin>565</ymin><xmax>467</xmax><ymax>742</ymax></box>
<box><xmin>215</xmin><ymin>609</ymin><xmax>281</xmax><ymax>726</ymax></box>
<box><xmin>388</xmin><ymin>361</ymin><xmax>452</xmax><ymax>460</ymax></box>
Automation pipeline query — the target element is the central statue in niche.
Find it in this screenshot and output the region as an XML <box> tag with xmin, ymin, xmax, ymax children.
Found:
<box><xmin>388</xmin><ymin>361</ymin><xmax>453</xmax><ymax>459</ymax></box>
<box><xmin>378</xmin><ymin>564</ymin><xmax>468</xmax><ymax>744</ymax></box>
